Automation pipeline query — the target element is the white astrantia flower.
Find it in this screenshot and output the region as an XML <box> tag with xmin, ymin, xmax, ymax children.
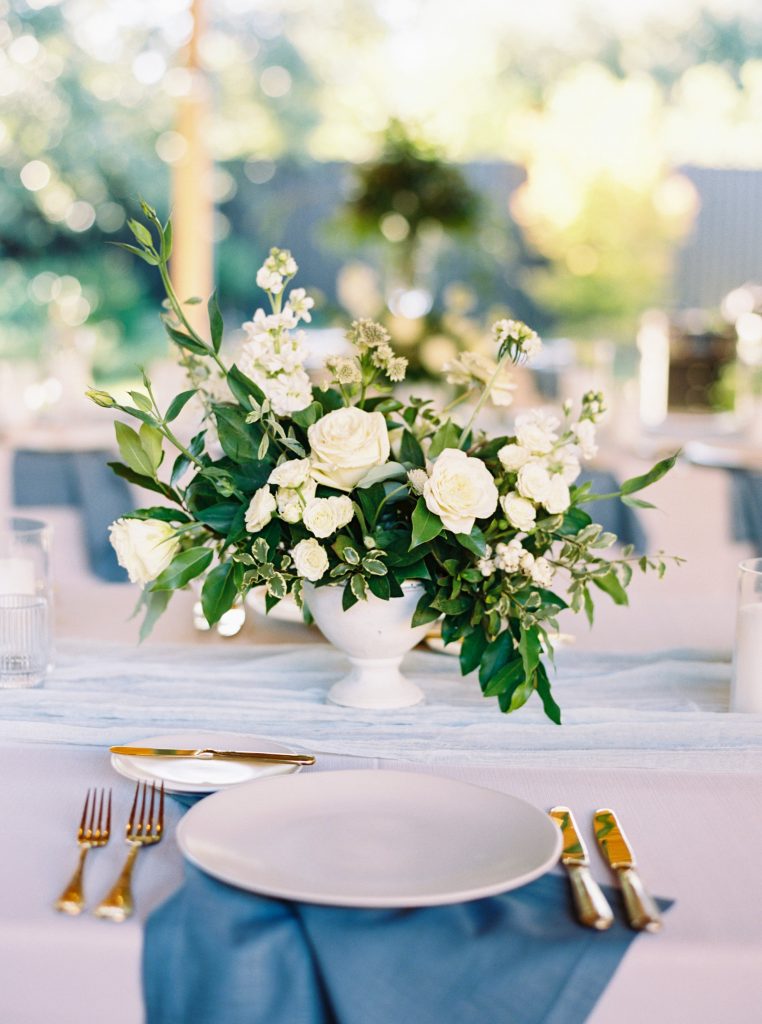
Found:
<box><xmin>443</xmin><ymin>351</ymin><xmax>516</xmax><ymax>407</ymax></box>
<box><xmin>245</xmin><ymin>486</ymin><xmax>277</xmax><ymax>533</ymax></box>
<box><xmin>109</xmin><ymin>518</ymin><xmax>180</xmax><ymax>587</ymax></box>
<box><xmin>287</xmin><ymin>288</ymin><xmax>314</xmax><ymax>323</ymax></box>
<box><xmin>498</xmin><ymin>443</ymin><xmax>532</xmax><ymax>472</ymax></box>
<box><xmin>572</xmin><ymin>419</ymin><xmax>598</xmax><ymax>459</ymax></box>
<box><xmin>291</xmin><ymin>538</ymin><xmax>329</xmax><ymax>582</ymax></box>
<box><xmin>423</xmin><ymin>448</ymin><xmax>498</xmax><ymax>534</ymax></box>
<box><xmin>308</xmin><ymin>407</ymin><xmax>390</xmax><ymax>491</ymax></box>
<box><xmin>514</xmin><ymin>410</ymin><xmax>559</xmax><ymax>454</ymax></box>
<box><xmin>543</xmin><ymin>476</ymin><xmax>571</xmax><ymax>514</ymax></box>
<box><xmin>491</xmin><ymin>319</ymin><xmax>542</xmax><ymax>361</ymax></box>
<box><xmin>531</xmin><ymin>556</ymin><xmax>555</xmax><ymax>587</ymax></box>
<box><xmin>516</xmin><ymin>460</ymin><xmax>552</xmax><ymax>503</ymax></box>
<box><xmin>500</xmin><ymin>492</ymin><xmax>537</xmax><ymax>532</ymax></box>
<box><xmin>407</xmin><ymin>468</ymin><xmax>428</xmax><ymax>496</ymax></box>
<box><xmin>269</xmin><ymin>458</ymin><xmax>312</xmax><ymax>489</ymax></box>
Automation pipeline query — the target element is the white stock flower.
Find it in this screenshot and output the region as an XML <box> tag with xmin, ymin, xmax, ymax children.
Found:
<box><xmin>443</xmin><ymin>351</ymin><xmax>516</xmax><ymax>407</ymax></box>
<box><xmin>544</xmin><ymin>476</ymin><xmax>571</xmax><ymax>514</ymax></box>
<box><xmin>407</xmin><ymin>468</ymin><xmax>428</xmax><ymax>495</ymax></box>
<box><xmin>498</xmin><ymin>443</ymin><xmax>531</xmax><ymax>472</ymax></box>
<box><xmin>548</xmin><ymin>447</ymin><xmax>582</xmax><ymax>485</ymax></box>
<box><xmin>308</xmin><ymin>407</ymin><xmax>390</xmax><ymax>491</ymax></box>
<box><xmin>514</xmin><ymin>410</ymin><xmax>559</xmax><ymax>454</ymax></box>
<box><xmin>245</xmin><ymin>486</ymin><xmax>277</xmax><ymax>533</ymax></box>
<box><xmin>287</xmin><ymin>288</ymin><xmax>314</xmax><ymax>323</ymax></box>
<box><xmin>500</xmin><ymin>492</ymin><xmax>537</xmax><ymax>532</ymax></box>
<box><xmin>109</xmin><ymin>518</ymin><xmax>180</xmax><ymax>587</ymax></box>
<box><xmin>256</xmin><ymin>267</ymin><xmax>283</xmax><ymax>294</ymax></box>
<box><xmin>572</xmin><ymin>419</ymin><xmax>598</xmax><ymax>459</ymax></box>
<box><xmin>260</xmin><ymin>369</ymin><xmax>313</xmax><ymax>417</ymax></box>
<box><xmin>423</xmin><ymin>448</ymin><xmax>498</xmax><ymax>534</ymax></box>
<box><xmin>516</xmin><ymin>460</ymin><xmax>552</xmax><ymax>503</ymax></box>
<box><xmin>269</xmin><ymin>458</ymin><xmax>312</xmax><ymax>488</ymax></box>
<box><xmin>531</xmin><ymin>556</ymin><xmax>555</xmax><ymax>587</ymax></box>
<box><xmin>291</xmin><ymin>538</ymin><xmax>329</xmax><ymax>582</ymax></box>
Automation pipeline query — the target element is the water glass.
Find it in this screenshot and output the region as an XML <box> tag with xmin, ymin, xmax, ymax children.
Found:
<box><xmin>730</xmin><ymin>558</ymin><xmax>762</xmax><ymax>713</ymax></box>
<box><xmin>0</xmin><ymin>594</ymin><xmax>50</xmax><ymax>688</ymax></box>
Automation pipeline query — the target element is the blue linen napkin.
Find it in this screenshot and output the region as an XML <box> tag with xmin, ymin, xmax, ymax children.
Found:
<box><xmin>12</xmin><ymin>449</ymin><xmax>132</xmax><ymax>581</ymax></box>
<box><xmin>578</xmin><ymin>469</ymin><xmax>647</xmax><ymax>553</ymax></box>
<box><xmin>728</xmin><ymin>469</ymin><xmax>762</xmax><ymax>554</ymax></box>
<box><xmin>144</xmin><ymin>861</ymin><xmax>669</xmax><ymax>1024</ymax></box>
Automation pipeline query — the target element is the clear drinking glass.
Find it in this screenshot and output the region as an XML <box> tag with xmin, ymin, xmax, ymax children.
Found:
<box><xmin>730</xmin><ymin>558</ymin><xmax>762</xmax><ymax>713</ymax></box>
<box><xmin>0</xmin><ymin>517</ymin><xmax>52</xmax><ymax>688</ymax></box>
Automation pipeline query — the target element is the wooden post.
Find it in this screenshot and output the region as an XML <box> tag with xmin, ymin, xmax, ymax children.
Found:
<box><xmin>170</xmin><ymin>0</ymin><xmax>213</xmax><ymax>336</ymax></box>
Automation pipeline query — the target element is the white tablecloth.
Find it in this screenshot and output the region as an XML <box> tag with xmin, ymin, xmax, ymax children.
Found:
<box><xmin>2</xmin><ymin>642</ymin><xmax>762</xmax><ymax>1024</ymax></box>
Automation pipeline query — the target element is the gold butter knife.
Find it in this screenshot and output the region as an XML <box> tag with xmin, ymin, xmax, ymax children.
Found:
<box><xmin>110</xmin><ymin>746</ymin><xmax>316</xmax><ymax>766</ymax></box>
<box><xmin>594</xmin><ymin>808</ymin><xmax>662</xmax><ymax>933</ymax></box>
<box><xmin>549</xmin><ymin>806</ymin><xmax>614</xmax><ymax>930</ymax></box>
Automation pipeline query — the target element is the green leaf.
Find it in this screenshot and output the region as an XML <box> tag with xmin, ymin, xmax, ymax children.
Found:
<box><xmin>115</xmin><ymin>421</ymin><xmax>156</xmax><ymax>478</ymax></box>
<box><xmin>257</xmin><ymin>434</ymin><xmax>270</xmax><ymax>460</ymax></box>
<box><xmin>165</xmin><ymin>389</ymin><xmax>196</xmax><ymax>423</ymax></box>
<box><xmin>362</xmin><ymin>558</ymin><xmax>387</xmax><ymax>576</ymax></box>
<box><xmin>194</xmin><ymin>502</ymin><xmax>241</xmax><ymax>533</ymax></box>
<box><xmin>151</xmin><ymin>547</ymin><xmax>213</xmax><ymax>591</ymax></box>
<box><xmin>226</xmin><ymin>364</ymin><xmax>267</xmax><ymax>411</ymax></box>
<box><xmin>164</xmin><ymin>323</ymin><xmax>209</xmax><ymax>356</ymax></box>
<box><xmin>315</xmin><ymin>387</ymin><xmax>344</xmax><ymax>413</ymax></box>
<box><xmin>367</xmin><ymin>574</ymin><xmax>391</xmax><ymax>600</ymax></box>
<box><xmin>201</xmin><ymin>562</ymin><xmax>238</xmax><ymax>625</ymax></box>
<box><xmin>342</xmin><ymin>582</ymin><xmax>359</xmax><ymax>611</ymax></box>
<box><xmin>350</xmin><ymin>574</ymin><xmax>368</xmax><ymax>601</ymax></box>
<box><xmin>479</xmin><ymin>631</ymin><xmax>513</xmax><ymax>687</ymax></box>
<box><xmin>208</xmin><ymin>291</ymin><xmax>223</xmax><ymax>353</ymax></box>
<box><xmin>161</xmin><ymin>218</ymin><xmax>173</xmax><ymax>260</ymax></box>
<box><xmin>123</xmin><ymin>507</ymin><xmax>190</xmax><ymax>524</ymax></box>
<box><xmin>428</xmin><ymin>420</ymin><xmax>460</xmax><ymax>458</ymax></box>
<box><xmin>410</xmin><ymin>498</ymin><xmax>443</xmax><ymax>549</ymax></box>
<box><xmin>592</xmin><ymin>569</ymin><xmax>629</xmax><ymax>606</ymax></box>
<box><xmin>397</xmin><ymin>559</ymin><xmax>430</xmax><ymax>580</ymax></box>
<box><xmin>557</xmin><ymin>508</ymin><xmax>593</xmax><ymax>535</ymax></box>
<box><xmin>291</xmin><ymin>402</ymin><xmax>322</xmax><ymax>429</ymax></box>
<box><xmin>484</xmin><ymin>658</ymin><xmax>525</xmax><ymax>698</ymax></box>
<box><xmin>400</xmin><ymin>431</ymin><xmax>425</xmax><ymax>468</ymax></box>
<box><xmin>128</xmin><ymin>391</ymin><xmax>153</xmax><ymax>413</ymax></box>
<box><xmin>107</xmin><ymin>461</ymin><xmax>176</xmax><ymax>500</ymax></box>
<box><xmin>536</xmin><ymin>662</ymin><xmax>562</xmax><ymax>724</ymax></box>
<box><xmin>518</xmin><ymin>626</ymin><xmax>542</xmax><ymax>681</ymax></box>
<box><xmin>356</xmin><ymin>462</ymin><xmax>407</xmax><ymax>488</ymax></box>
<box><xmin>137</xmin><ymin>589</ymin><xmax>172</xmax><ymax>643</ymax></box>
<box><xmin>139</xmin><ymin>422</ymin><xmax>164</xmax><ymax>471</ymax></box>
<box><xmin>127</xmin><ymin>218</ymin><xmax>154</xmax><ymax>248</ymax></box>
<box><xmin>456</xmin><ymin>526</ymin><xmax>487</xmax><ymax>557</ymax></box>
<box><xmin>459</xmin><ymin>627</ymin><xmax>488</xmax><ymax>675</ymax></box>
<box><xmin>621</xmin><ymin>495</ymin><xmax>656</xmax><ymax>510</ymax></box>
<box><xmin>411</xmin><ymin>590</ymin><xmax>440</xmax><ymax>628</ymax></box>
<box><xmin>620</xmin><ymin>452</ymin><xmax>679</xmax><ymax>496</ymax></box>
<box><xmin>500</xmin><ymin>677</ymin><xmax>534</xmax><ymax>713</ymax></box>
<box><xmin>111</xmin><ymin>242</ymin><xmax>158</xmax><ymax>265</ymax></box>
<box><xmin>214</xmin><ymin>404</ymin><xmax>260</xmax><ymax>463</ymax></box>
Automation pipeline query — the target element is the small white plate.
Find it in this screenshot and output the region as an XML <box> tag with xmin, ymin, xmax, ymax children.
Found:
<box><xmin>110</xmin><ymin>732</ymin><xmax>305</xmax><ymax>795</ymax></box>
<box><xmin>177</xmin><ymin>769</ymin><xmax>562</xmax><ymax>907</ymax></box>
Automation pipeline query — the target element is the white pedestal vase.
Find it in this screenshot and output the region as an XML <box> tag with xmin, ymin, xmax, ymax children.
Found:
<box><xmin>302</xmin><ymin>581</ymin><xmax>430</xmax><ymax>709</ymax></box>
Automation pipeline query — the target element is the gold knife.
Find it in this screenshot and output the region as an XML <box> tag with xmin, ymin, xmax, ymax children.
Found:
<box><xmin>594</xmin><ymin>808</ymin><xmax>662</xmax><ymax>933</ymax></box>
<box><xmin>549</xmin><ymin>806</ymin><xmax>614</xmax><ymax>930</ymax></box>
<box><xmin>110</xmin><ymin>746</ymin><xmax>316</xmax><ymax>766</ymax></box>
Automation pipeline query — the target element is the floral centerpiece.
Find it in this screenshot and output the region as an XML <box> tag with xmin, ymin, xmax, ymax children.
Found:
<box><xmin>90</xmin><ymin>201</ymin><xmax>678</xmax><ymax>722</ymax></box>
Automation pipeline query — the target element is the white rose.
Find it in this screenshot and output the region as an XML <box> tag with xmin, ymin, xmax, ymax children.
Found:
<box><xmin>572</xmin><ymin>420</ymin><xmax>598</xmax><ymax>459</ymax></box>
<box><xmin>423</xmin><ymin>448</ymin><xmax>498</xmax><ymax>534</ymax></box>
<box><xmin>245</xmin><ymin>486</ymin><xmax>277</xmax><ymax>533</ymax></box>
<box><xmin>500</xmin><ymin>492</ymin><xmax>537</xmax><ymax>532</ymax></box>
<box><xmin>531</xmin><ymin>556</ymin><xmax>555</xmax><ymax>587</ymax></box>
<box><xmin>544</xmin><ymin>476</ymin><xmax>571</xmax><ymax>514</ymax></box>
<box><xmin>308</xmin><ymin>407</ymin><xmax>390</xmax><ymax>491</ymax></box>
<box><xmin>498</xmin><ymin>443</ymin><xmax>531</xmax><ymax>472</ymax></box>
<box><xmin>109</xmin><ymin>518</ymin><xmax>180</xmax><ymax>587</ymax></box>
<box><xmin>269</xmin><ymin>458</ymin><xmax>312</xmax><ymax>488</ymax></box>
<box><xmin>302</xmin><ymin>497</ymin><xmax>338</xmax><ymax>538</ymax></box>
<box><xmin>276</xmin><ymin>478</ymin><xmax>316</xmax><ymax>524</ymax></box>
<box><xmin>291</xmin><ymin>538</ymin><xmax>329</xmax><ymax>582</ymax></box>
<box><xmin>329</xmin><ymin>495</ymin><xmax>355</xmax><ymax>530</ymax></box>
<box><xmin>515</xmin><ymin>410</ymin><xmax>559</xmax><ymax>454</ymax></box>
<box><xmin>516</xmin><ymin>460</ymin><xmax>552</xmax><ymax>503</ymax></box>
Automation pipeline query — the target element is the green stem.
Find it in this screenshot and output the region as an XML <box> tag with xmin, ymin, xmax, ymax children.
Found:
<box><xmin>158</xmin><ymin>261</ymin><xmax>228</xmax><ymax>376</ymax></box>
<box><xmin>457</xmin><ymin>355</ymin><xmax>510</xmax><ymax>448</ymax></box>
<box><xmin>442</xmin><ymin>388</ymin><xmax>476</xmax><ymax>416</ymax></box>
<box><xmin>370</xmin><ymin>483</ymin><xmax>409</xmax><ymax>530</ymax></box>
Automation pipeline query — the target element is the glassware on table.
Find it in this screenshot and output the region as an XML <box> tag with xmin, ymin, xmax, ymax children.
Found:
<box><xmin>0</xmin><ymin>517</ymin><xmax>52</xmax><ymax>688</ymax></box>
<box><xmin>731</xmin><ymin>558</ymin><xmax>762</xmax><ymax>713</ymax></box>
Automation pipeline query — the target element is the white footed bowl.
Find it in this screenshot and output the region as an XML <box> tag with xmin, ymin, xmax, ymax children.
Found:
<box><xmin>303</xmin><ymin>581</ymin><xmax>429</xmax><ymax>709</ymax></box>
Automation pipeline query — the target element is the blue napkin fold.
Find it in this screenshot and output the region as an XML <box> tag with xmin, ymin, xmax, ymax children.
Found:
<box><xmin>728</xmin><ymin>469</ymin><xmax>762</xmax><ymax>554</ymax></box>
<box><xmin>12</xmin><ymin>449</ymin><xmax>132</xmax><ymax>581</ymax></box>
<box><xmin>144</xmin><ymin>862</ymin><xmax>669</xmax><ymax>1024</ymax></box>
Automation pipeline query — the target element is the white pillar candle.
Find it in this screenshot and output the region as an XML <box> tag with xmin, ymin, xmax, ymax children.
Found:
<box><xmin>0</xmin><ymin>557</ymin><xmax>36</xmax><ymax>597</ymax></box>
<box><xmin>731</xmin><ymin>603</ymin><xmax>762</xmax><ymax>713</ymax></box>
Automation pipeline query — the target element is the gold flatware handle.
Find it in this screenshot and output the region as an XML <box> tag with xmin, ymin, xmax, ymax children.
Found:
<box><xmin>54</xmin><ymin>846</ymin><xmax>89</xmax><ymax>916</ymax></box>
<box><xmin>110</xmin><ymin>746</ymin><xmax>316</xmax><ymax>766</ymax></box>
<box><xmin>618</xmin><ymin>866</ymin><xmax>662</xmax><ymax>932</ymax></box>
<box><xmin>94</xmin><ymin>845</ymin><xmax>140</xmax><ymax>923</ymax></box>
<box><xmin>566</xmin><ymin>863</ymin><xmax>614</xmax><ymax>931</ymax></box>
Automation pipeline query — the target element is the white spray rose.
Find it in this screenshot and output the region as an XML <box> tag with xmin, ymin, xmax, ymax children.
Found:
<box><xmin>423</xmin><ymin>448</ymin><xmax>498</xmax><ymax>534</ymax></box>
<box><xmin>276</xmin><ymin>478</ymin><xmax>317</xmax><ymax>524</ymax></box>
<box><xmin>269</xmin><ymin>458</ymin><xmax>312</xmax><ymax>489</ymax></box>
<box><xmin>500</xmin><ymin>492</ymin><xmax>537</xmax><ymax>532</ymax></box>
<box><xmin>308</xmin><ymin>407</ymin><xmax>390</xmax><ymax>491</ymax></box>
<box><xmin>109</xmin><ymin>518</ymin><xmax>180</xmax><ymax>587</ymax></box>
<box><xmin>291</xmin><ymin>538</ymin><xmax>329</xmax><ymax>582</ymax></box>
<box><xmin>245</xmin><ymin>486</ymin><xmax>277</xmax><ymax>533</ymax></box>
<box><xmin>514</xmin><ymin>410</ymin><xmax>559</xmax><ymax>454</ymax></box>
<box><xmin>497</xmin><ymin>443</ymin><xmax>531</xmax><ymax>472</ymax></box>
<box><xmin>516</xmin><ymin>460</ymin><xmax>552</xmax><ymax>503</ymax></box>
<box><xmin>329</xmin><ymin>495</ymin><xmax>355</xmax><ymax>530</ymax></box>
<box><xmin>544</xmin><ymin>476</ymin><xmax>571</xmax><ymax>514</ymax></box>
<box><xmin>302</xmin><ymin>495</ymin><xmax>355</xmax><ymax>539</ymax></box>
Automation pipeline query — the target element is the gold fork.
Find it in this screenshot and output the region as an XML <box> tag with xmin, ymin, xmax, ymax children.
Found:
<box><xmin>94</xmin><ymin>781</ymin><xmax>164</xmax><ymax>922</ymax></box>
<box><xmin>54</xmin><ymin>788</ymin><xmax>112</xmax><ymax>915</ymax></box>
